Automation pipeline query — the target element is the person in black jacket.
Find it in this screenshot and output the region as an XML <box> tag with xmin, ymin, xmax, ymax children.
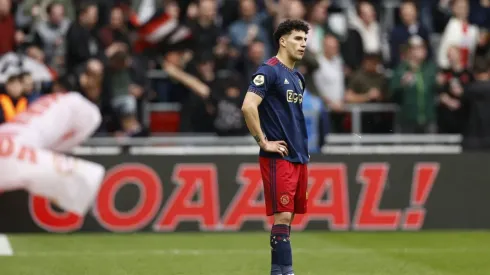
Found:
<box><xmin>461</xmin><ymin>58</ymin><xmax>490</xmax><ymax>150</ymax></box>
<box><xmin>65</xmin><ymin>2</ymin><xmax>101</xmax><ymax>74</ymax></box>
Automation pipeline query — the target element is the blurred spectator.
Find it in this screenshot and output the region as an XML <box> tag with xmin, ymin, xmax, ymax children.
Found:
<box><xmin>390</xmin><ymin>36</ymin><xmax>438</xmax><ymax>133</ymax></box>
<box><xmin>98</xmin><ymin>6</ymin><xmax>130</xmax><ymax>50</ymax></box>
<box><xmin>228</xmin><ymin>0</ymin><xmax>270</xmax><ymax>57</ymax></box>
<box><xmin>475</xmin><ymin>28</ymin><xmax>490</xmax><ymax>59</ymax></box>
<box><xmin>187</xmin><ymin>0</ymin><xmax>220</xmax><ymax>56</ymax></box>
<box><xmin>302</xmin><ymin>89</ymin><xmax>329</xmax><ymax>153</ymax></box>
<box><xmin>305</xmin><ymin>0</ymin><xmax>335</xmax><ymax>55</ymax></box>
<box><xmin>106</xmin><ymin>49</ymin><xmax>147</xmax><ymax>137</ymax></box>
<box><xmin>345</xmin><ymin>53</ymin><xmax>387</xmax><ymax>133</ymax></box>
<box><xmin>32</xmin><ymin>2</ymin><xmax>70</xmax><ymax>72</ymax></box>
<box><xmin>433</xmin><ymin>0</ymin><xmax>453</xmax><ymax>33</ymax></box>
<box><xmin>469</xmin><ymin>0</ymin><xmax>490</xmax><ymax>29</ymax></box>
<box><xmin>25</xmin><ymin>45</ymin><xmax>57</xmax><ymax>81</ymax></box>
<box><xmin>340</xmin><ymin>27</ymin><xmax>364</xmax><ymax>78</ymax></box>
<box><xmin>345</xmin><ymin>53</ymin><xmax>385</xmax><ymax>104</ymax></box>
<box><xmin>284</xmin><ymin>0</ymin><xmax>306</xmax><ymax>20</ymax></box>
<box><xmin>0</xmin><ymin>0</ymin><xmax>21</xmax><ymax>55</ymax></box>
<box><xmin>19</xmin><ymin>0</ymin><xmax>74</xmax><ymax>24</ymax></box>
<box><xmin>437</xmin><ymin>0</ymin><xmax>479</xmax><ymax>69</ymax></box>
<box><xmin>461</xmin><ymin>57</ymin><xmax>490</xmax><ymax>149</ymax></box>
<box><xmin>65</xmin><ymin>2</ymin><xmax>100</xmax><ymax>73</ymax></box>
<box><xmin>212</xmin><ymin>73</ymin><xmax>248</xmax><ymax>136</ymax></box>
<box><xmin>313</xmin><ymin>35</ymin><xmax>344</xmax><ymax>112</ymax></box>
<box><xmin>347</xmin><ymin>1</ymin><xmax>380</xmax><ymax>55</ymax></box>
<box><xmin>313</xmin><ymin>34</ymin><xmax>344</xmax><ymax>132</ymax></box>
<box><xmin>235</xmin><ymin>39</ymin><xmax>266</xmax><ymax>83</ymax></box>
<box><xmin>76</xmin><ymin>58</ymin><xmax>111</xmax><ymax>133</ymax></box>
<box><xmin>389</xmin><ymin>0</ymin><xmax>430</xmax><ymax>68</ymax></box>
<box><xmin>19</xmin><ymin>71</ymin><xmax>41</xmax><ymax>103</ymax></box>
<box><xmin>0</xmin><ymin>74</ymin><xmax>28</xmax><ymax>123</ymax></box>
<box><xmin>296</xmin><ymin>48</ymin><xmax>320</xmax><ymax>96</ymax></box>
<box><xmin>162</xmin><ymin>52</ymin><xmax>214</xmax><ymax>132</ymax></box>
<box><xmin>437</xmin><ymin>46</ymin><xmax>473</xmax><ymax>133</ymax></box>
<box><xmin>261</xmin><ymin>0</ymin><xmax>306</xmax><ymax>53</ymax></box>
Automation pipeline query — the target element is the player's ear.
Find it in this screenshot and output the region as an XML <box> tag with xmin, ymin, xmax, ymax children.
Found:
<box><xmin>280</xmin><ymin>36</ymin><xmax>286</xmax><ymax>48</ymax></box>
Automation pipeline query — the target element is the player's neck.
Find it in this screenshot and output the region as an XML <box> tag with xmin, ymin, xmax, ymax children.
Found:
<box><xmin>275</xmin><ymin>53</ymin><xmax>295</xmax><ymax>70</ymax></box>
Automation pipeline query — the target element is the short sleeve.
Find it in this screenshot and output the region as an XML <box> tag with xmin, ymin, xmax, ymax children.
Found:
<box><xmin>248</xmin><ymin>65</ymin><xmax>276</xmax><ymax>98</ymax></box>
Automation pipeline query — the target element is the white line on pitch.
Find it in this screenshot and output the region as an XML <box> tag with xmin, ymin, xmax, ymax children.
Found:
<box><xmin>10</xmin><ymin>247</ymin><xmax>490</xmax><ymax>257</ymax></box>
<box><xmin>0</xmin><ymin>234</ymin><xmax>13</xmax><ymax>256</ymax></box>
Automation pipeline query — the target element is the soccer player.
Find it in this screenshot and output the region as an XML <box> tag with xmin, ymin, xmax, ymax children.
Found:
<box><xmin>241</xmin><ymin>19</ymin><xmax>310</xmax><ymax>275</ymax></box>
<box><xmin>0</xmin><ymin>91</ymin><xmax>106</xmax><ymax>216</ymax></box>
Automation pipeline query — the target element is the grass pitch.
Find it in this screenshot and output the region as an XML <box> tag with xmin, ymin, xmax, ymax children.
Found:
<box><xmin>1</xmin><ymin>231</ymin><xmax>489</xmax><ymax>275</ymax></box>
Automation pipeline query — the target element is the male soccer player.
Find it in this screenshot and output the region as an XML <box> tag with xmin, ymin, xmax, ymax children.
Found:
<box><xmin>0</xmin><ymin>91</ymin><xmax>105</xmax><ymax>216</ymax></box>
<box><xmin>241</xmin><ymin>19</ymin><xmax>310</xmax><ymax>275</ymax></box>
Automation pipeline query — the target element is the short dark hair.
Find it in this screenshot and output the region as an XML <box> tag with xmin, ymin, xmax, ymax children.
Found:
<box><xmin>273</xmin><ymin>19</ymin><xmax>310</xmax><ymax>46</ymax></box>
<box><xmin>18</xmin><ymin>72</ymin><xmax>31</xmax><ymax>79</ymax></box>
<box><xmin>6</xmin><ymin>74</ymin><xmax>22</xmax><ymax>84</ymax></box>
<box><xmin>46</xmin><ymin>1</ymin><xmax>63</xmax><ymax>15</ymax></box>
<box><xmin>77</xmin><ymin>1</ymin><xmax>97</xmax><ymax>17</ymax></box>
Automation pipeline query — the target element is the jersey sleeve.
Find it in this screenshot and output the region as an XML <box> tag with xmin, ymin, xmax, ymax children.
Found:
<box><xmin>247</xmin><ymin>65</ymin><xmax>276</xmax><ymax>98</ymax></box>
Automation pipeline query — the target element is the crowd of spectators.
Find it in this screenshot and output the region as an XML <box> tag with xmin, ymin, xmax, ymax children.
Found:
<box><xmin>2</xmin><ymin>0</ymin><xmax>490</xmax><ymax>139</ymax></box>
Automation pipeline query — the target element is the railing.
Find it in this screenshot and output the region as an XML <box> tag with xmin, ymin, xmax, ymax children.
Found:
<box><xmin>77</xmin><ymin>134</ymin><xmax>462</xmax><ymax>156</ymax></box>
<box><xmin>121</xmin><ymin>70</ymin><xmax>461</xmax><ymax>155</ymax></box>
<box><xmin>145</xmin><ymin>100</ymin><xmax>400</xmax><ymax>134</ymax></box>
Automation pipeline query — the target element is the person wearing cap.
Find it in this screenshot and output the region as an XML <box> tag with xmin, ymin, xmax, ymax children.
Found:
<box><xmin>0</xmin><ymin>74</ymin><xmax>28</xmax><ymax>124</ymax></box>
<box><xmin>390</xmin><ymin>35</ymin><xmax>439</xmax><ymax>133</ymax></box>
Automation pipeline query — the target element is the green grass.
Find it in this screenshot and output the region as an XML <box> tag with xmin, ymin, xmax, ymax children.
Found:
<box><xmin>1</xmin><ymin>231</ymin><xmax>489</xmax><ymax>275</ymax></box>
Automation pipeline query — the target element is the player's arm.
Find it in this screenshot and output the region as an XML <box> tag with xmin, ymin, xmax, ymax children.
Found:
<box><xmin>242</xmin><ymin>67</ymin><xmax>288</xmax><ymax>157</ymax></box>
<box><xmin>241</xmin><ymin>92</ymin><xmax>266</xmax><ymax>144</ymax></box>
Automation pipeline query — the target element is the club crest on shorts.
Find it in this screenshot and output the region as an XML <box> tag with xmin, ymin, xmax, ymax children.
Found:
<box><xmin>253</xmin><ymin>75</ymin><xmax>265</xmax><ymax>86</ymax></box>
<box><xmin>280</xmin><ymin>194</ymin><xmax>290</xmax><ymax>205</ymax></box>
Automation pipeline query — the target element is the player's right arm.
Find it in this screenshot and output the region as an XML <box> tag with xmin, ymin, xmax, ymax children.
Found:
<box><xmin>241</xmin><ymin>66</ymin><xmax>289</xmax><ymax>157</ymax></box>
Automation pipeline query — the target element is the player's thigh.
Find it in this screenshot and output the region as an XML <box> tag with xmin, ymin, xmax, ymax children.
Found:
<box><xmin>293</xmin><ymin>164</ymin><xmax>308</xmax><ymax>214</ymax></box>
<box><xmin>260</xmin><ymin>157</ymin><xmax>299</xmax><ymax>215</ymax></box>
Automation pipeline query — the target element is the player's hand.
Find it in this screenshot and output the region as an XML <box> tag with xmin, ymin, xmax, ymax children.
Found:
<box><xmin>260</xmin><ymin>140</ymin><xmax>289</xmax><ymax>157</ymax></box>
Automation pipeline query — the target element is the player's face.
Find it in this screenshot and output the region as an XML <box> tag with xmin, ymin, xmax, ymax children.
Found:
<box><xmin>284</xmin><ymin>30</ymin><xmax>307</xmax><ymax>61</ymax></box>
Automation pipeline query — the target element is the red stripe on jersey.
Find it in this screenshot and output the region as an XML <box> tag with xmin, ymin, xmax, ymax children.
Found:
<box><xmin>266</xmin><ymin>57</ymin><xmax>279</xmax><ymax>66</ymax></box>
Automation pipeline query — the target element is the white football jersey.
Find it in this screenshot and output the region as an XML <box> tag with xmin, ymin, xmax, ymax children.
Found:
<box><xmin>0</xmin><ymin>92</ymin><xmax>101</xmax><ymax>151</ymax></box>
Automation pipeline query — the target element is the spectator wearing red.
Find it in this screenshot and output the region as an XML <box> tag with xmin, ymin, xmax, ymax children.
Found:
<box><xmin>0</xmin><ymin>0</ymin><xmax>17</xmax><ymax>55</ymax></box>
<box><xmin>438</xmin><ymin>0</ymin><xmax>479</xmax><ymax>69</ymax></box>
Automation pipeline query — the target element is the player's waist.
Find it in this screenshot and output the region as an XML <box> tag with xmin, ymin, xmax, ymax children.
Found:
<box><xmin>259</xmin><ymin>150</ymin><xmax>309</xmax><ymax>164</ymax></box>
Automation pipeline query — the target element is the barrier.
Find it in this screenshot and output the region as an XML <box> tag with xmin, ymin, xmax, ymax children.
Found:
<box><xmin>0</xmin><ymin>153</ymin><xmax>488</xmax><ymax>233</ymax></box>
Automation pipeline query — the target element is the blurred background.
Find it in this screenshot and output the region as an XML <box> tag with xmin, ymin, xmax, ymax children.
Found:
<box><xmin>2</xmin><ymin>0</ymin><xmax>490</xmax><ymax>150</ymax></box>
<box><xmin>1</xmin><ymin>0</ymin><xmax>490</xmax><ymax>274</ymax></box>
